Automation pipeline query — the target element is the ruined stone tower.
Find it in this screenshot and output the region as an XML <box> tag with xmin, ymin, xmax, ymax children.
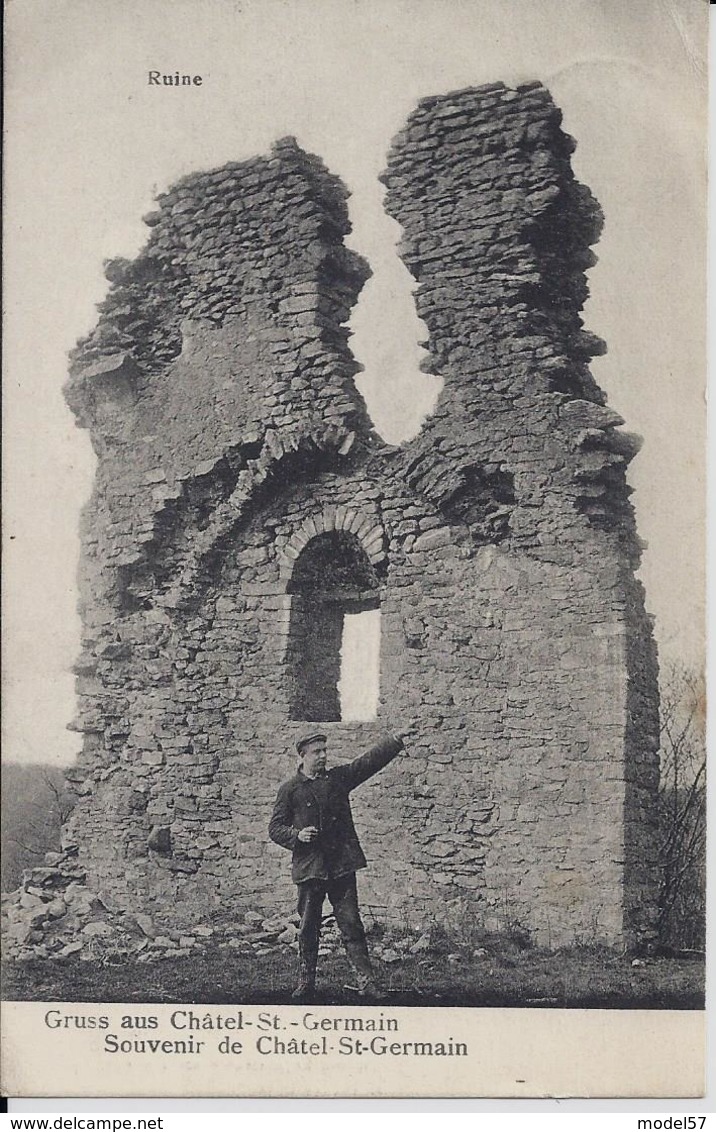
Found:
<box><xmin>62</xmin><ymin>82</ymin><xmax>659</xmax><ymax>949</ymax></box>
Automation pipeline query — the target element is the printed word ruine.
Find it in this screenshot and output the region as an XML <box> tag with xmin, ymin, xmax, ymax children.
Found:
<box><xmin>148</xmin><ymin>71</ymin><xmax>203</xmax><ymax>86</ymax></box>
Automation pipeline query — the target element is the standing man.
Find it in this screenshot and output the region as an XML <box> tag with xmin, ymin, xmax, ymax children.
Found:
<box><xmin>269</xmin><ymin>728</ymin><xmax>413</xmax><ymax>1002</ymax></box>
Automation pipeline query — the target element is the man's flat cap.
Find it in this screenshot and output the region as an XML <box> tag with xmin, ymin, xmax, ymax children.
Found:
<box><xmin>295</xmin><ymin>731</ymin><xmax>327</xmax><ymax>754</ymax></box>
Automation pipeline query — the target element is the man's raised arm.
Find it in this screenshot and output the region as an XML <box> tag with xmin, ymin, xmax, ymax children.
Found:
<box><xmin>342</xmin><ymin>725</ymin><xmax>416</xmax><ymax>791</ymax></box>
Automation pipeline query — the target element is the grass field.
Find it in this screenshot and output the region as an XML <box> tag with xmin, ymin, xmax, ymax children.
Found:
<box><xmin>1</xmin><ymin>944</ymin><xmax>704</xmax><ymax>1009</ymax></box>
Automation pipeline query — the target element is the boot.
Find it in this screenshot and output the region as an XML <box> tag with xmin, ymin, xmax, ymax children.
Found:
<box><xmin>292</xmin><ymin>942</ymin><xmax>317</xmax><ymax>1003</ymax></box>
<box><xmin>344</xmin><ymin>938</ymin><xmax>387</xmax><ymax>1001</ymax></box>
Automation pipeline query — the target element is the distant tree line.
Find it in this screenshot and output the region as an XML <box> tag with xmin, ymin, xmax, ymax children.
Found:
<box><xmin>1</xmin><ymin>764</ymin><xmax>73</xmax><ymax>891</ymax></box>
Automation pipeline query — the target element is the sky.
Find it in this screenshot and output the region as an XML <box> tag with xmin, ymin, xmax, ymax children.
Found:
<box><xmin>3</xmin><ymin>0</ymin><xmax>708</xmax><ymax>766</ymax></box>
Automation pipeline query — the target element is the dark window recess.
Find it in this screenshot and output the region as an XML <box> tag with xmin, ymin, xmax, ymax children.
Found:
<box><xmin>442</xmin><ymin>465</ymin><xmax>515</xmax><ymax>544</ymax></box>
<box><xmin>287</xmin><ymin>531</ymin><xmax>380</xmax><ymax>722</ymax></box>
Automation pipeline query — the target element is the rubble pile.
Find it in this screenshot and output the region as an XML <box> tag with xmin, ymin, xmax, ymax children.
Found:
<box><xmin>1</xmin><ymin>849</ymin><xmax>450</xmax><ymax>966</ymax></box>
<box><xmin>1</xmin><ymin>847</ymin><xmax>333</xmax><ymax>964</ymax></box>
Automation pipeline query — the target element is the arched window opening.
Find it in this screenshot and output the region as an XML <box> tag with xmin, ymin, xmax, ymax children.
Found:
<box><xmin>287</xmin><ymin>530</ymin><xmax>381</xmax><ymax>722</ymax></box>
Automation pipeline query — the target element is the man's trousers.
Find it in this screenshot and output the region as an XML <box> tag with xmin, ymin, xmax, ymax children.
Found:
<box><xmin>296</xmin><ymin>872</ymin><xmax>373</xmax><ymax>983</ymax></box>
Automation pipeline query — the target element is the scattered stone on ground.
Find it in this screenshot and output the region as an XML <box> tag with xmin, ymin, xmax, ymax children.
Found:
<box><xmin>2</xmin><ymin>848</ymin><xmax>513</xmax><ymax>965</ymax></box>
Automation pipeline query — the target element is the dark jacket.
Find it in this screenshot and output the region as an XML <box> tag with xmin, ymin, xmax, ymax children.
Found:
<box><xmin>268</xmin><ymin>736</ymin><xmax>403</xmax><ymax>884</ymax></box>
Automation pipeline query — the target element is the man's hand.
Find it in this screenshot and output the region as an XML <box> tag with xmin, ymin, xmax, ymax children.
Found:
<box><xmin>297</xmin><ymin>826</ymin><xmax>319</xmax><ymax>843</ymax></box>
<box><xmin>392</xmin><ymin>720</ymin><xmax>419</xmax><ymax>744</ymax></box>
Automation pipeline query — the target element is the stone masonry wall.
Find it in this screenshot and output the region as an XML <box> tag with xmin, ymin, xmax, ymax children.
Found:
<box><xmin>379</xmin><ymin>81</ymin><xmax>661</xmax><ymax>942</ymax></box>
<box><xmin>44</xmin><ymin>82</ymin><xmax>658</xmax><ymax>953</ymax></box>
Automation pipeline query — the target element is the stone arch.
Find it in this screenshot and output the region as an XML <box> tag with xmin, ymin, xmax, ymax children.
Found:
<box><xmin>279</xmin><ymin>505</ymin><xmax>386</xmax><ymax>581</ymax></box>
<box><xmin>284</xmin><ymin>521</ymin><xmax>383</xmax><ymax>722</ymax></box>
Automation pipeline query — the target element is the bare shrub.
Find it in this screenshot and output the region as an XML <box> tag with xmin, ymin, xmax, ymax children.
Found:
<box><xmin>656</xmin><ymin>664</ymin><xmax>706</xmax><ymax>952</ymax></box>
